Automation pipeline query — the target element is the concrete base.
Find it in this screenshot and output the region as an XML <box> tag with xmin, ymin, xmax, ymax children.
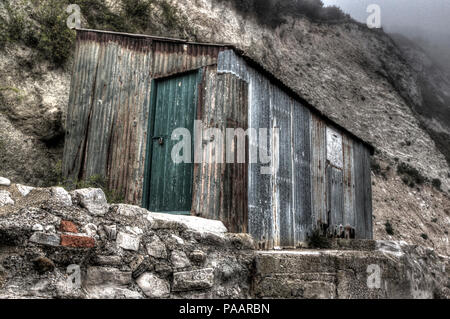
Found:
<box><xmin>253</xmin><ymin>242</ymin><xmax>449</xmax><ymax>299</ymax></box>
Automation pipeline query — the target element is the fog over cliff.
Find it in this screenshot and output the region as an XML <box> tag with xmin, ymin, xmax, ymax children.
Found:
<box><xmin>322</xmin><ymin>0</ymin><xmax>450</xmax><ymax>71</ymax></box>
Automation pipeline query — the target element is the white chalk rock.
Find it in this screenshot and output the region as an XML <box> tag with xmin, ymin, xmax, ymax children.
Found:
<box><xmin>32</xmin><ymin>224</ymin><xmax>44</xmax><ymax>232</ymax></box>
<box><xmin>146</xmin><ymin>236</ymin><xmax>167</xmax><ymax>259</ymax></box>
<box><xmin>51</xmin><ymin>187</ymin><xmax>72</xmax><ymax>206</ymax></box>
<box><xmin>16</xmin><ymin>184</ymin><xmax>34</xmax><ymax>197</ymax></box>
<box><xmin>146</xmin><ymin>213</ymin><xmax>228</xmax><ymax>235</ymax></box>
<box><xmin>171</xmin><ymin>251</ymin><xmax>191</xmax><ymax>269</ymax></box>
<box><xmin>0</xmin><ymin>177</ymin><xmax>11</xmax><ymax>186</ymax></box>
<box><xmin>71</xmin><ymin>188</ymin><xmax>108</xmax><ymax>216</ymax></box>
<box><xmin>45</xmin><ymin>225</ymin><xmax>56</xmax><ymax>233</ymax></box>
<box><xmin>0</xmin><ymin>190</ymin><xmax>14</xmax><ymax>207</ymax></box>
<box><xmin>136</xmin><ymin>273</ymin><xmax>170</xmax><ymax>298</ymax></box>
<box><xmin>116</xmin><ymin>231</ymin><xmax>140</xmax><ymax>251</ymax></box>
<box><xmin>83</xmin><ymin>223</ymin><xmax>98</xmax><ymax>237</ymax></box>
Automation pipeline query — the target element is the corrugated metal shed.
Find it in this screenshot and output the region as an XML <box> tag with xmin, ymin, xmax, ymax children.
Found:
<box><xmin>217</xmin><ymin>50</ymin><xmax>373</xmax><ymax>248</ymax></box>
<box><xmin>63</xmin><ymin>29</ymin><xmax>374</xmax><ymax>249</ymax></box>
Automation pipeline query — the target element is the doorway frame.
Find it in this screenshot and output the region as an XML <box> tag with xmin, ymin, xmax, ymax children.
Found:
<box><xmin>142</xmin><ymin>68</ymin><xmax>203</xmax><ymax>214</ymax></box>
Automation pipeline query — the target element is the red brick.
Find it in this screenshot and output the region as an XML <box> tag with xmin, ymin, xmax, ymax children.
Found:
<box><xmin>60</xmin><ymin>220</ymin><xmax>78</xmax><ymax>233</ymax></box>
<box><xmin>60</xmin><ymin>234</ymin><xmax>95</xmax><ymax>248</ymax></box>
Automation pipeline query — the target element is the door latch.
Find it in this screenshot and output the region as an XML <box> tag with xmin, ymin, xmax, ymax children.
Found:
<box><xmin>152</xmin><ymin>136</ymin><xmax>164</xmax><ymax>145</ymax></box>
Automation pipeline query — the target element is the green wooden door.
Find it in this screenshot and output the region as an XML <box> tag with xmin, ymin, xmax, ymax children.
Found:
<box><xmin>145</xmin><ymin>71</ymin><xmax>199</xmax><ymax>213</ymax></box>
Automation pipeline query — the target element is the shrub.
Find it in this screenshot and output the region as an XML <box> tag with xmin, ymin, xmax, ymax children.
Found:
<box><xmin>75</xmin><ymin>0</ymin><xmax>133</xmax><ymax>32</ymax></box>
<box><xmin>397</xmin><ymin>162</ymin><xmax>426</xmax><ymax>188</ymax></box>
<box><xmin>421</xmin><ymin>233</ymin><xmax>428</xmax><ymax>240</ymax></box>
<box><xmin>0</xmin><ymin>0</ymin><xmax>75</xmax><ymax>67</ymax></box>
<box><xmin>307</xmin><ymin>229</ymin><xmax>331</xmax><ymax>249</ymax></box>
<box><xmin>217</xmin><ymin>0</ymin><xmax>349</xmax><ymax>28</ymax></box>
<box><xmin>385</xmin><ymin>221</ymin><xmax>394</xmax><ymax>235</ymax></box>
<box><xmin>371</xmin><ymin>158</ymin><xmax>382</xmax><ymax>175</ymax></box>
<box><xmin>0</xmin><ymin>3</ymin><xmax>29</xmax><ymax>48</ymax></box>
<box><xmin>431</xmin><ymin>178</ymin><xmax>442</xmax><ymax>190</ymax></box>
<box><xmin>59</xmin><ymin>174</ymin><xmax>125</xmax><ymax>204</ymax></box>
<box><xmin>121</xmin><ymin>0</ymin><xmax>153</xmax><ymax>30</ymax></box>
<box><xmin>31</xmin><ymin>1</ymin><xmax>76</xmax><ymax>67</ymax></box>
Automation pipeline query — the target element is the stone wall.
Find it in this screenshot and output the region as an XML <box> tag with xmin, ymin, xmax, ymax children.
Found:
<box><xmin>0</xmin><ymin>182</ymin><xmax>448</xmax><ymax>299</ymax></box>
<box><xmin>0</xmin><ymin>183</ymin><xmax>255</xmax><ymax>299</ymax></box>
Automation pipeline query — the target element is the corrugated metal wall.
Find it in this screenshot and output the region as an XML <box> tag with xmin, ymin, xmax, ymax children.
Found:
<box><xmin>63</xmin><ymin>31</ymin><xmax>226</xmax><ymax>205</ymax></box>
<box><xmin>218</xmin><ymin>50</ymin><xmax>373</xmax><ymax>248</ymax></box>
<box><xmin>191</xmin><ymin>66</ymin><xmax>249</xmax><ymax>233</ymax></box>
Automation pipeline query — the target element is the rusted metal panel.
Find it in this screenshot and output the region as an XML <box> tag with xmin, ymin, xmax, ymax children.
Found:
<box><xmin>271</xmin><ymin>85</ymin><xmax>293</xmax><ymax>248</ymax></box>
<box><xmin>353</xmin><ymin>140</ymin><xmax>367</xmax><ymax>239</ymax></box>
<box><xmin>222</xmin><ymin>74</ymin><xmax>249</xmax><ymax>233</ymax></box>
<box><xmin>363</xmin><ymin>147</ymin><xmax>373</xmax><ymax>238</ymax></box>
<box><xmin>342</xmin><ymin>134</ymin><xmax>356</xmax><ymax>237</ymax></box>
<box><xmin>310</xmin><ymin>114</ymin><xmax>327</xmax><ymax>232</ymax></box>
<box><xmin>217</xmin><ymin>49</ymin><xmax>249</xmax><ymax>82</ymax></box>
<box><xmin>191</xmin><ymin>68</ymin><xmax>249</xmax><ymax>233</ymax></box>
<box><xmin>247</xmin><ymin>70</ymin><xmax>275</xmax><ymax>249</ymax></box>
<box><xmin>64</xmin><ymin>31</ymin><xmax>153</xmax><ymax>205</ymax></box>
<box><xmin>63</xmin><ymin>38</ymin><xmax>101</xmax><ymax>179</ymax></box>
<box><xmin>291</xmin><ymin>100</ymin><xmax>312</xmax><ymax>243</ymax></box>
<box><xmin>326</xmin><ymin>165</ymin><xmax>344</xmax><ymax>237</ymax></box>
<box><xmin>103</xmin><ymin>39</ymin><xmax>152</xmax><ymax>204</ymax></box>
<box><xmin>152</xmin><ymin>41</ymin><xmax>224</xmax><ymax>78</ymax></box>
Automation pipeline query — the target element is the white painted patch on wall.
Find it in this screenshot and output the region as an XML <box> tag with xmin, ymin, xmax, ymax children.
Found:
<box><xmin>326</xmin><ymin>127</ymin><xmax>343</xmax><ymax>168</ymax></box>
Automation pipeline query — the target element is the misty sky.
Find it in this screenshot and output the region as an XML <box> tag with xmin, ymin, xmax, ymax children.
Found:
<box><xmin>322</xmin><ymin>0</ymin><xmax>450</xmax><ymax>34</ymax></box>
<box><xmin>322</xmin><ymin>0</ymin><xmax>450</xmax><ymax>69</ymax></box>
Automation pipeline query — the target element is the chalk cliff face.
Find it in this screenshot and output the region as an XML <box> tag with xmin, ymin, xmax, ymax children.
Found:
<box><xmin>0</xmin><ymin>0</ymin><xmax>449</xmax><ymax>255</ymax></box>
